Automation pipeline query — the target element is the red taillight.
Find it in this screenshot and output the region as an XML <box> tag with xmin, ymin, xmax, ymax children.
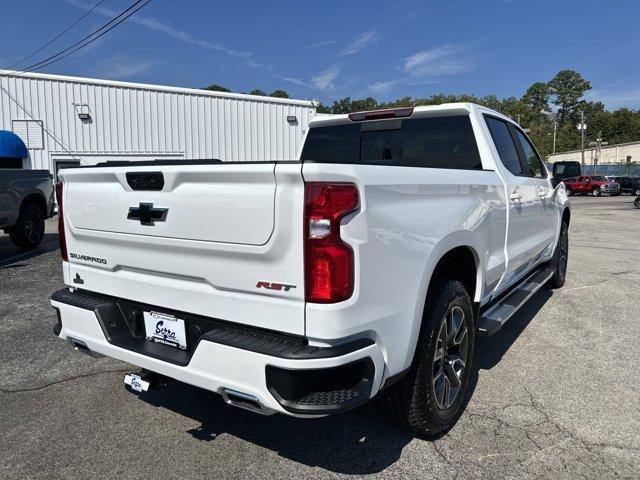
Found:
<box><xmin>55</xmin><ymin>181</ymin><xmax>68</xmax><ymax>262</ymax></box>
<box><xmin>304</xmin><ymin>182</ymin><xmax>359</xmax><ymax>303</ymax></box>
<box><xmin>348</xmin><ymin>107</ymin><xmax>413</xmax><ymax>122</ymax></box>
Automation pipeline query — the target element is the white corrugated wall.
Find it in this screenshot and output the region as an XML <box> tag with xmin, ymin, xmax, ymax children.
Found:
<box><xmin>0</xmin><ymin>71</ymin><xmax>316</xmax><ymax>171</ymax></box>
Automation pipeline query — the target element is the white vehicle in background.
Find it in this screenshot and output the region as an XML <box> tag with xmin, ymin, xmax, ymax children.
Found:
<box><xmin>51</xmin><ymin>103</ymin><xmax>570</xmax><ymax>436</ymax></box>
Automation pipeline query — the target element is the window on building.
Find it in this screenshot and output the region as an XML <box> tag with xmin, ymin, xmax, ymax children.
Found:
<box><xmin>11</xmin><ymin>120</ymin><xmax>44</xmax><ymax>150</ymax></box>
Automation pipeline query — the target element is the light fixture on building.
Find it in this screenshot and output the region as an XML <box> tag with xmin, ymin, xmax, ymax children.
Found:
<box><xmin>287</xmin><ymin>115</ymin><xmax>297</xmax><ymax>123</ymax></box>
<box><xmin>73</xmin><ymin>102</ymin><xmax>92</xmax><ymax>122</ymax></box>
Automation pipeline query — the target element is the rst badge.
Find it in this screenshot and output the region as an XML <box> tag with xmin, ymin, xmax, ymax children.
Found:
<box><xmin>256</xmin><ymin>281</ymin><xmax>297</xmax><ymax>292</ymax></box>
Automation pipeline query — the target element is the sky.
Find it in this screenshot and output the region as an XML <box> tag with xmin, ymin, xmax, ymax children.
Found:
<box><xmin>1</xmin><ymin>0</ymin><xmax>640</xmax><ymax>109</ymax></box>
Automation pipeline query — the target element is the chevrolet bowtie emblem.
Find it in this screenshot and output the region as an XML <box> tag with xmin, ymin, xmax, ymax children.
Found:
<box><xmin>127</xmin><ymin>203</ymin><xmax>168</xmax><ymax>226</ymax></box>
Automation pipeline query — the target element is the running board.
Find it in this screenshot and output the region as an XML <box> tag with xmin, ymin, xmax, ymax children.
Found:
<box><xmin>478</xmin><ymin>267</ymin><xmax>554</xmax><ymax>336</ymax></box>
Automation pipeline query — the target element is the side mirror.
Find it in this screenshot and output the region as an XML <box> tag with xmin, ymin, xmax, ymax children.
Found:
<box><xmin>551</xmin><ymin>177</ymin><xmax>561</xmax><ymax>188</ymax></box>
<box><xmin>585</xmin><ymin>179</ymin><xmax>591</xmax><ymax>183</ymax></box>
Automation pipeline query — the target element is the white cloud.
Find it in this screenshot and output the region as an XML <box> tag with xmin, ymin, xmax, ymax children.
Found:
<box><xmin>337</xmin><ymin>30</ymin><xmax>378</xmax><ymax>56</ymax></box>
<box><xmin>365</xmin><ymin>44</ymin><xmax>478</xmax><ymax>96</ymax></box>
<box><xmin>587</xmin><ymin>88</ymin><xmax>640</xmax><ymax>109</ymax></box>
<box><xmin>273</xmin><ymin>74</ymin><xmax>308</xmax><ymax>87</ymax></box>
<box><xmin>94</xmin><ymin>54</ymin><xmax>153</xmax><ymax>79</ymax></box>
<box><xmin>368</xmin><ymin>79</ymin><xmax>403</xmax><ymax>94</ymax></box>
<box><xmin>403</xmin><ymin>43</ymin><xmax>477</xmax><ymax>77</ymax></box>
<box><xmin>64</xmin><ymin>0</ymin><xmax>252</xmax><ymax>60</ymax></box>
<box><xmin>310</xmin><ymin>64</ymin><xmax>340</xmax><ymax>91</ymax></box>
<box><xmin>303</xmin><ymin>39</ymin><xmax>340</xmax><ymax>50</ymax></box>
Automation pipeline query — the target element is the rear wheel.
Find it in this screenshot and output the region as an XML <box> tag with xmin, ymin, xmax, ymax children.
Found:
<box><xmin>548</xmin><ymin>220</ymin><xmax>569</xmax><ymax>288</ymax></box>
<box><xmin>592</xmin><ymin>187</ymin><xmax>601</xmax><ymax>197</ymax></box>
<box><xmin>634</xmin><ymin>189</ymin><xmax>640</xmax><ymax>196</ymax></box>
<box><xmin>635</xmin><ymin>197</ymin><xmax>640</xmax><ymax>209</ymax></box>
<box><xmin>385</xmin><ymin>280</ymin><xmax>475</xmax><ymax>437</ymax></box>
<box><xmin>9</xmin><ymin>203</ymin><xmax>45</xmax><ymax>249</ymax></box>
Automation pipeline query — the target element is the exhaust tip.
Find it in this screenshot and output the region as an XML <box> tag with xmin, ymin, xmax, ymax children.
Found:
<box><xmin>68</xmin><ymin>338</ymin><xmax>104</xmax><ymax>358</ymax></box>
<box><xmin>221</xmin><ymin>388</ymin><xmax>273</xmax><ymax>416</ymax></box>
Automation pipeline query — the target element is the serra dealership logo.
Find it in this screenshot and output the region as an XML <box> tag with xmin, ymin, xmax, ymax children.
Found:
<box><xmin>69</xmin><ymin>252</ymin><xmax>108</xmax><ymax>265</ymax></box>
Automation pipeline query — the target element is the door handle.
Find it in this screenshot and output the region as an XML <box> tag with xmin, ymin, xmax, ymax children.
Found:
<box><xmin>510</xmin><ymin>192</ymin><xmax>522</xmax><ymax>201</ymax></box>
<box><xmin>538</xmin><ymin>188</ymin><xmax>547</xmax><ymax>198</ymax></box>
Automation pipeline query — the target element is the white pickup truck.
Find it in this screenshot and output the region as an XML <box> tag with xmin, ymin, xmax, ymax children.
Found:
<box><xmin>51</xmin><ymin>103</ymin><xmax>570</xmax><ymax>436</ymax></box>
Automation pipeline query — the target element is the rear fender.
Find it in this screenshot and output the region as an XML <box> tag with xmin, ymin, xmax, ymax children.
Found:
<box><xmin>402</xmin><ymin>232</ymin><xmax>482</xmax><ymax>371</ymax></box>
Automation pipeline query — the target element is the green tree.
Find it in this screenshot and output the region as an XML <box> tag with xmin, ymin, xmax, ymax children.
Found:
<box><xmin>249</xmin><ymin>89</ymin><xmax>267</xmax><ymax>96</ymax></box>
<box><xmin>548</xmin><ymin>70</ymin><xmax>591</xmax><ymax>125</ymax></box>
<box><xmin>522</xmin><ymin>82</ymin><xmax>551</xmax><ymax>116</ymax></box>
<box><xmin>269</xmin><ymin>89</ymin><xmax>290</xmax><ymax>98</ymax></box>
<box><xmin>203</xmin><ymin>84</ymin><xmax>231</xmax><ymax>93</ymax></box>
<box><xmin>329</xmin><ymin>97</ymin><xmax>378</xmax><ymax>114</ymax></box>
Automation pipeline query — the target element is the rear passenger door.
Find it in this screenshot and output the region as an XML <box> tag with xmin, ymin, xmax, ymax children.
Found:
<box><xmin>511</xmin><ymin>127</ymin><xmax>558</xmax><ymax>260</ymax></box>
<box><xmin>484</xmin><ymin>116</ymin><xmax>545</xmax><ymax>290</ymax></box>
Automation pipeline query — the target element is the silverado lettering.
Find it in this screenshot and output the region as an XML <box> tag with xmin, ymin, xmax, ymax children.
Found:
<box><xmin>69</xmin><ymin>253</ymin><xmax>108</xmax><ymax>265</ymax></box>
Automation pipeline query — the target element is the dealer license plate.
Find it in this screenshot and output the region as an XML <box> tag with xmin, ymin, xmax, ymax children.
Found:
<box><xmin>143</xmin><ymin>311</ymin><xmax>187</xmax><ymax>350</ymax></box>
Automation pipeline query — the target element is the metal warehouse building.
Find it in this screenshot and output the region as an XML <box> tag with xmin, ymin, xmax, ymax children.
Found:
<box><xmin>547</xmin><ymin>141</ymin><xmax>640</xmax><ymax>166</ymax></box>
<box><xmin>0</xmin><ymin>70</ymin><xmax>316</xmax><ymax>177</ymax></box>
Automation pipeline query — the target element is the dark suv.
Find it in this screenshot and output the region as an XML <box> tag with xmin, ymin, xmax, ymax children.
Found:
<box><xmin>610</xmin><ymin>176</ymin><xmax>640</xmax><ymax>196</ymax></box>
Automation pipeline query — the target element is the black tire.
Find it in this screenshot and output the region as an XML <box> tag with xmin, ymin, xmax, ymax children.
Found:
<box><xmin>385</xmin><ymin>280</ymin><xmax>475</xmax><ymax>437</ymax></box>
<box><xmin>9</xmin><ymin>203</ymin><xmax>45</xmax><ymax>249</ymax></box>
<box><xmin>592</xmin><ymin>187</ymin><xmax>601</xmax><ymax>197</ymax></box>
<box><xmin>548</xmin><ymin>220</ymin><xmax>569</xmax><ymax>288</ymax></box>
<box><xmin>634</xmin><ymin>189</ymin><xmax>640</xmax><ymax>196</ymax></box>
<box><xmin>634</xmin><ymin>197</ymin><xmax>640</xmax><ymax>209</ymax></box>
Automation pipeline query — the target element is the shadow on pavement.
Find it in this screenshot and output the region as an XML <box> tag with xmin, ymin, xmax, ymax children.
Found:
<box><xmin>134</xmin><ymin>288</ymin><xmax>553</xmax><ymax>474</ymax></box>
<box><xmin>140</xmin><ymin>385</ymin><xmax>413</xmax><ymax>475</ymax></box>
<box><xmin>0</xmin><ymin>233</ymin><xmax>60</xmax><ymax>268</ymax></box>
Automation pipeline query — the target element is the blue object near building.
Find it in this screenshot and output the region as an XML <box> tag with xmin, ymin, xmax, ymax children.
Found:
<box><xmin>0</xmin><ymin>130</ymin><xmax>29</xmax><ymax>158</ymax></box>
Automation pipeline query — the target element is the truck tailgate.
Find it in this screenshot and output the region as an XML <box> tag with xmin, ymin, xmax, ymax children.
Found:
<box><xmin>59</xmin><ymin>162</ymin><xmax>306</xmax><ymax>335</ymax></box>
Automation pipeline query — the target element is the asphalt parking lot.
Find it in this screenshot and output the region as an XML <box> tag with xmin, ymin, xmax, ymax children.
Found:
<box><xmin>1</xmin><ymin>195</ymin><xmax>639</xmax><ymax>479</ymax></box>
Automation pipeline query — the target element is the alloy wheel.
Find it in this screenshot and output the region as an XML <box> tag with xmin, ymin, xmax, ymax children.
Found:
<box><xmin>557</xmin><ymin>226</ymin><xmax>568</xmax><ymax>281</ymax></box>
<box><xmin>24</xmin><ymin>208</ymin><xmax>44</xmax><ymax>244</ymax></box>
<box><xmin>432</xmin><ymin>306</ymin><xmax>468</xmax><ymax>410</ymax></box>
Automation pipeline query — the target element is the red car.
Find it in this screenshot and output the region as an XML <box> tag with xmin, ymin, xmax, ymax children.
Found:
<box><xmin>563</xmin><ymin>175</ymin><xmax>621</xmax><ymax>197</ymax></box>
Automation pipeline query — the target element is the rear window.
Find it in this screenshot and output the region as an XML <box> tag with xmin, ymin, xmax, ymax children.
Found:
<box><xmin>0</xmin><ymin>157</ymin><xmax>23</xmax><ymax>169</ymax></box>
<box><xmin>301</xmin><ymin>115</ymin><xmax>482</xmax><ymax>170</ymax></box>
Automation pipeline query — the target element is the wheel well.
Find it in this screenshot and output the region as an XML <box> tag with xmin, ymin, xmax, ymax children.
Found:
<box><xmin>20</xmin><ymin>193</ymin><xmax>47</xmax><ymax>217</ymax></box>
<box><xmin>562</xmin><ymin>208</ymin><xmax>570</xmax><ymax>226</ymax></box>
<box><xmin>428</xmin><ymin>246</ymin><xmax>477</xmax><ymax>300</ymax></box>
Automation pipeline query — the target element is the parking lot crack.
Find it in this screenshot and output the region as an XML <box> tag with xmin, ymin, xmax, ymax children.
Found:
<box><xmin>0</xmin><ymin>368</ymin><xmax>131</xmax><ymax>394</ymax></box>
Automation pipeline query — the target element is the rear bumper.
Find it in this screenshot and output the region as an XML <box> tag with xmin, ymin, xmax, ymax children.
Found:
<box><xmin>51</xmin><ymin>288</ymin><xmax>385</xmax><ymax>416</ymax></box>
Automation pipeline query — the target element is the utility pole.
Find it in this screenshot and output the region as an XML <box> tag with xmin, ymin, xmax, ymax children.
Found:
<box><xmin>588</xmin><ymin>131</ymin><xmax>608</xmax><ymax>175</ymax></box>
<box><xmin>577</xmin><ymin>111</ymin><xmax>586</xmax><ymax>166</ymax></box>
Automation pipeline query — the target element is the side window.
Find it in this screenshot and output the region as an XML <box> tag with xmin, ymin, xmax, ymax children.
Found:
<box><xmin>514</xmin><ymin>129</ymin><xmax>547</xmax><ymax>178</ymax></box>
<box><xmin>300</xmin><ymin>124</ymin><xmax>360</xmax><ymax>163</ymax></box>
<box><xmin>485</xmin><ymin>116</ymin><xmax>522</xmax><ymax>175</ymax></box>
